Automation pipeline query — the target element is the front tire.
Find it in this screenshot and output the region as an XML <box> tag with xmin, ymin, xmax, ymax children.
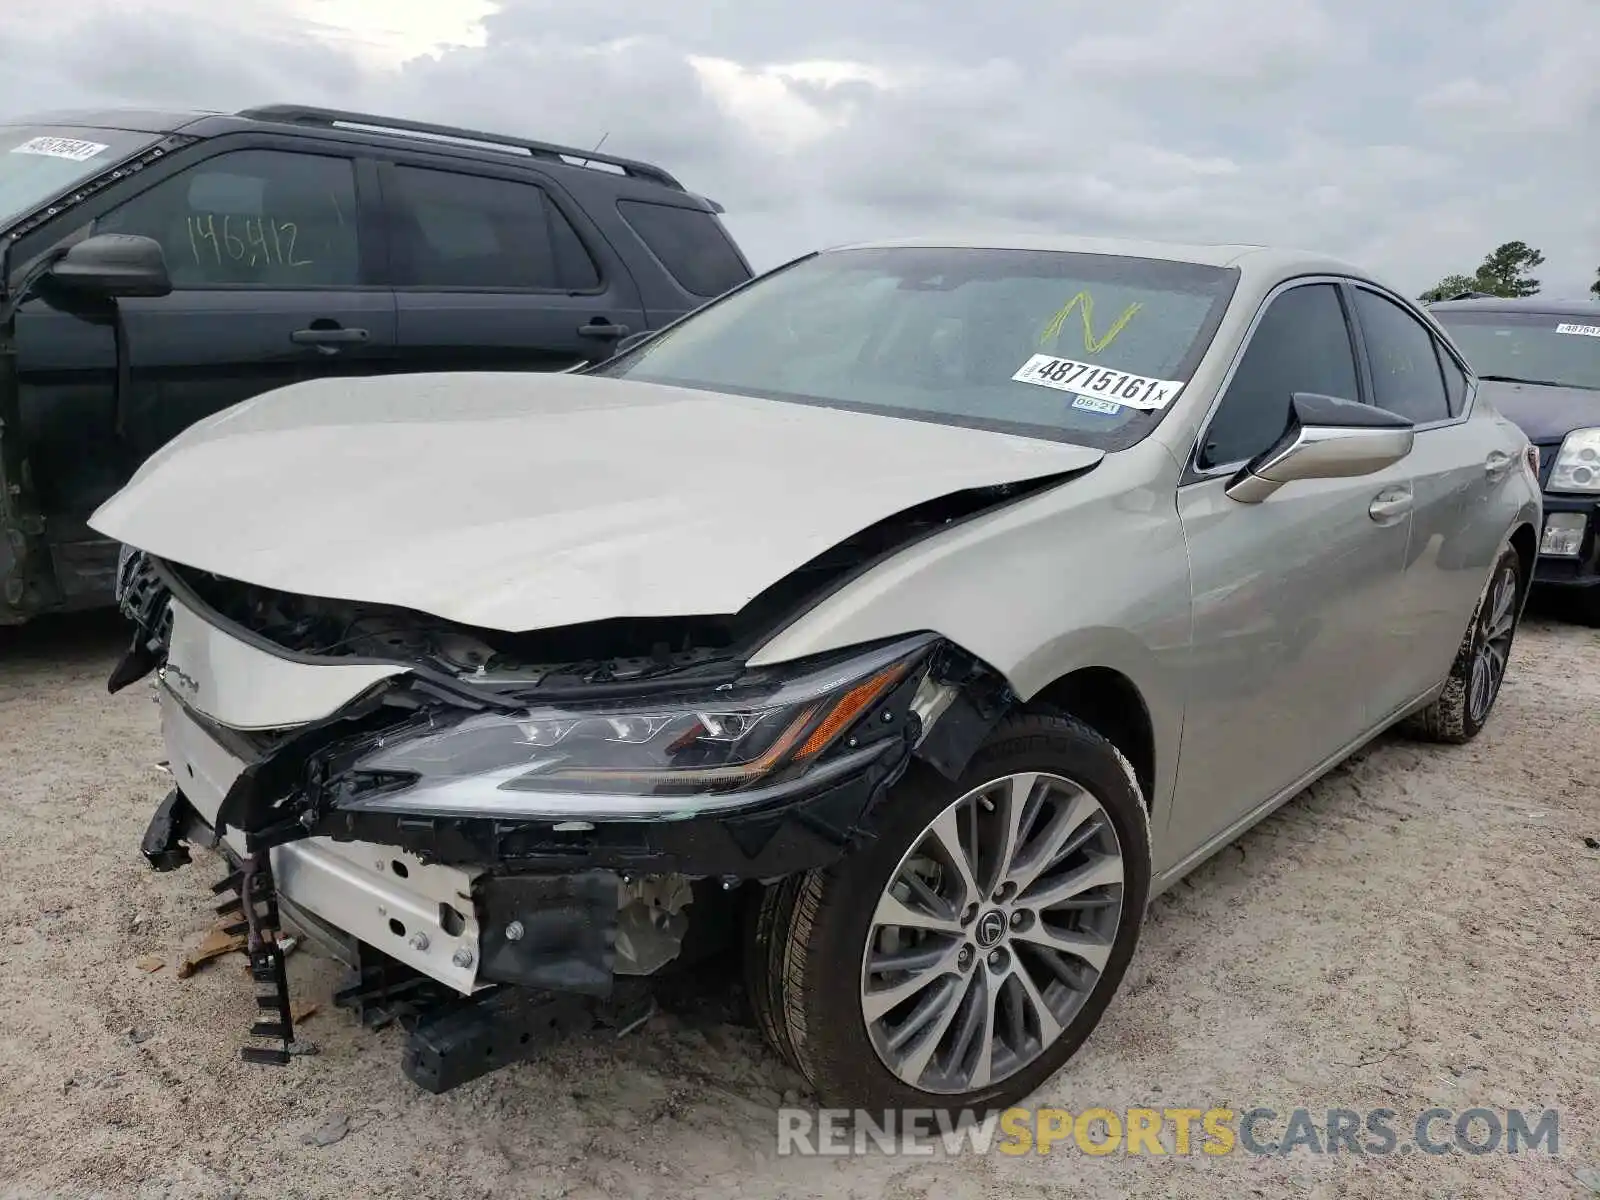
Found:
<box><xmin>745</xmin><ymin>713</ymin><xmax>1151</xmax><ymax>1112</ymax></box>
<box><xmin>1401</xmin><ymin>546</ymin><xmax>1523</xmax><ymax>744</ymax></box>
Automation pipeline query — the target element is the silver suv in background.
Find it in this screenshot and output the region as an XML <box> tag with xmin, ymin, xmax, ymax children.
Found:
<box><xmin>96</xmin><ymin>235</ymin><xmax>1540</xmax><ymax>1112</ymax></box>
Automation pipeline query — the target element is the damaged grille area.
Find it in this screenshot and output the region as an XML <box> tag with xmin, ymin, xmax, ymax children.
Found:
<box><xmin>115</xmin><ymin>544</ymin><xmax>174</xmax><ymax>652</ymax></box>
<box><xmin>161</xmin><ymin>559</ymin><xmax>738</xmax><ymax>689</ymax></box>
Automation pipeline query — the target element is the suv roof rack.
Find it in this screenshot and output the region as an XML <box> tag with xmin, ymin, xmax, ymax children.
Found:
<box><xmin>236</xmin><ymin>104</ymin><xmax>687</xmax><ymax>192</ymax></box>
<box><xmin>1448</xmin><ymin>290</ymin><xmax>1498</xmax><ymax>301</ymax></box>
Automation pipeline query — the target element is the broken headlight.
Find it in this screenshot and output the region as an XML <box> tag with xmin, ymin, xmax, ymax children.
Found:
<box><xmin>343</xmin><ymin>634</ymin><xmax>937</xmax><ymax>817</ymax></box>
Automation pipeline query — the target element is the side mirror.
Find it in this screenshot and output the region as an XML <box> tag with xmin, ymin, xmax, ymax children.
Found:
<box><xmin>1226</xmin><ymin>392</ymin><xmax>1414</xmax><ymax>504</ymax></box>
<box><xmin>47</xmin><ymin>234</ymin><xmax>171</xmax><ymax>299</ymax></box>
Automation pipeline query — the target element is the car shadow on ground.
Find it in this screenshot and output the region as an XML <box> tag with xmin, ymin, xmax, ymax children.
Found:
<box><xmin>0</xmin><ymin>608</ymin><xmax>129</xmax><ymax>666</ymax></box>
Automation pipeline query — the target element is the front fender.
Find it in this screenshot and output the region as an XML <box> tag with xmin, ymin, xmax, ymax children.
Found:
<box><xmin>748</xmin><ymin>440</ymin><xmax>1191</xmax><ymax>817</ymax></box>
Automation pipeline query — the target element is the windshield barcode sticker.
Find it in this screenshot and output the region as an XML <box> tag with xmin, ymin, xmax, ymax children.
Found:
<box><xmin>9</xmin><ymin>136</ymin><xmax>110</xmax><ymax>162</ymax></box>
<box><xmin>1555</xmin><ymin>323</ymin><xmax>1600</xmax><ymax>338</ymax></box>
<box><xmin>1012</xmin><ymin>354</ymin><xmax>1183</xmax><ymax>410</ymax></box>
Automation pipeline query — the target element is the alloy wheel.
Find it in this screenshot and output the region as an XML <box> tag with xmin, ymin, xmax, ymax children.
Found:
<box><xmin>1468</xmin><ymin>563</ymin><xmax>1518</xmax><ymax>724</ymax></box>
<box><xmin>859</xmin><ymin>771</ymin><xmax>1125</xmax><ymax>1095</ymax></box>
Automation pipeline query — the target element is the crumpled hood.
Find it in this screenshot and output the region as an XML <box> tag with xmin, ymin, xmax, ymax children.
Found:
<box><xmin>1477</xmin><ymin>380</ymin><xmax>1600</xmax><ymax>444</ymax></box>
<box><xmin>90</xmin><ymin>372</ymin><xmax>1102</xmax><ymax>632</ymax></box>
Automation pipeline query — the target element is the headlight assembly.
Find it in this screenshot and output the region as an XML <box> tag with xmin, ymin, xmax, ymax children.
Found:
<box><xmin>1548</xmin><ymin>428</ymin><xmax>1600</xmax><ymax>493</ymax></box>
<box><xmin>342</xmin><ymin>634</ymin><xmax>939</xmax><ymax>819</ymax></box>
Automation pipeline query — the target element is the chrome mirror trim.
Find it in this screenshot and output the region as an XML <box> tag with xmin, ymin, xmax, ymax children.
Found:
<box><xmin>1226</xmin><ymin>424</ymin><xmax>1415</xmax><ymax>503</ymax></box>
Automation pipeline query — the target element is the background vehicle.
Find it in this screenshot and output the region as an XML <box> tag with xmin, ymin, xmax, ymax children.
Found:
<box><xmin>0</xmin><ymin>105</ymin><xmax>752</xmax><ymax>624</ymax></box>
<box><xmin>1429</xmin><ymin>297</ymin><xmax>1600</xmax><ymax>622</ymax></box>
<box><xmin>97</xmin><ymin>236</ymin><xmax>1540</xmax><ymax>1113</ymax></box>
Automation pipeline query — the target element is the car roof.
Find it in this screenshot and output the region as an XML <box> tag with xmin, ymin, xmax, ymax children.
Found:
<box><xmin>830</xmin><ymin>232</ymin><xmax>1371</xmax><ymax>279</ymax></box>
<box><xmin>1427</xmin><ymin>296</ymin><xmax>1600</xmax><ymax>318</ymax></box>
<box><xmin>4</xmin><ymin>104</ymin><xmax>704</xmax><ymax>202</ymax></box>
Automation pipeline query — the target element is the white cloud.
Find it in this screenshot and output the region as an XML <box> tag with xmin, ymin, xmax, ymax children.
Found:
<box><xmin>0</xmin><ymin>0</ymin><xmax>1595</xmax><ymax>295</ymax></box>
<box><xmin>688</xmin><ymin>56</ymin><xmax>892</xmax><ymax>149</ymax></box>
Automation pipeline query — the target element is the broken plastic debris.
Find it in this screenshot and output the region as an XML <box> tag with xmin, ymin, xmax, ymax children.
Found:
<box><xmin>177</xmin><ymin>924</ymin><xmax>247</xmax><ymax>978</ymax></box>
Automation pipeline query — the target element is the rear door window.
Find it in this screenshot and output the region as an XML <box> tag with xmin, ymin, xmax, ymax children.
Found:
<box><xmin>616</xmin><ymin>199</ymin><xmax>750</xmax><ymax>298</ymax></box>
<box><xmin>386</xmin><ymin>167</ymin><xmax>600</xmax><ymax>291</ymax></box>
<box><xmin>1351</xmin><ymin>288</ymin><xmax>1452</xmax><ymax>423</ymax></box>
<box><xmin>1436</xmin><ymin>344</ymin><xmax>1470</xmax><ymax>415</ymax></box>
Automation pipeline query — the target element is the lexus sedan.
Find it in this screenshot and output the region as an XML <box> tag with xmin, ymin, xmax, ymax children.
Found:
<box><xmin>1428</xmin><ymin>296</ymin><xmax>1600</xmax><ymax>621</ymax></box>
<box><xmin>94</xmin><ymin>234</ymin><xmax>1540</xmax><ymax>1112</ymax></box>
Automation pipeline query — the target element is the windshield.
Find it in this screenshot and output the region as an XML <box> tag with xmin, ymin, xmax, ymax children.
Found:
<box><xmin>593</xmin><ymin>246</ymin><xmax>1239</xmax><ymax>447</ymax></box>
<box><xmin>0</xmin><ymin>124</ymin><xmax>160</xmax><ymax>228</ymax></box>
<box><xmin>1433</xmin><ymin>309</ymin><xmax>1600</xmax><ymax>392</ymax></box>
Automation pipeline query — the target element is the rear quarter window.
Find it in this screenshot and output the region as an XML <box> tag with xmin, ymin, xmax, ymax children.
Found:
<box><xmin>617</xmin><ymin>199</ymin><xmax>750</xmax><ymax>298</ymax></box>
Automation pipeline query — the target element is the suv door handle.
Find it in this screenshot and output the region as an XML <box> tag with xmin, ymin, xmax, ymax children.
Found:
<box><xmin>291</xmin><ymin>325</ymin><xmax>369</xmax><ymax>356</ymax></box>
<box><xmin>1484</xmin><ymin>450</ymin><xmax>1513</xmax><ymax>480</ymax></box>
<box><xmin>578</xmin><ymin>321</ymin><xmax>630</xmax><ymax>339</ymax></box>
<box><xmin>1369</xmin><ymin>486</ymin><xmax>1413</xmax><ymax>523</ymax></box>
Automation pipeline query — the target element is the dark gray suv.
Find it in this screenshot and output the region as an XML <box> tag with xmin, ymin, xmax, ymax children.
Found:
<box><xmin>0</xmin><ymin>105</ymin><xmax>752</xmax><ymax>623</ymax></box>
<box><xmin>1429</xmin><ymin>296</ymin><xmax>1600</xmax><ymax>620</ymax></box>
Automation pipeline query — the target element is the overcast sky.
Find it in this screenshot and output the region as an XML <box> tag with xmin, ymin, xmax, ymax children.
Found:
<box><xmin>2</xmin><ymin>0</ymin><xmax>1595</xmax><ymax>296</ymax></box>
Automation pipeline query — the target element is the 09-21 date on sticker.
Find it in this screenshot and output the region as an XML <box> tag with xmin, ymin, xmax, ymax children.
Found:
<box><xmin>1012</xmin><ymin>353</ymin><xmax>1185</xmax><ymax>411</ymax></box>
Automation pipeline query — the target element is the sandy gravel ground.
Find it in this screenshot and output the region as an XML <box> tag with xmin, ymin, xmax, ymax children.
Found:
<box><xmin>0</xmin><ymin>606</ymin><xmax>1596</xmax><ymax>1200</ymax></box>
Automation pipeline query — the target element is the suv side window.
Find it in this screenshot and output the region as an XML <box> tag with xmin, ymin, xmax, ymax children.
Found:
<box><xmin>1199</xmin><ymin>282</ymin><xmax>1360</xmax><ymax>469</ymax></box>
<box><xmin>1436</xmin><ymin>342</ymin><xmax>1469</xmax><ymax>416</ymax></box>
<box><xmin>96</xmin><ymin>150</ymin><xmax>359</xmax><ymax>288</ymax></box>
<box><xmin>1351</xmin><ymin>288</ymin><xmax>1451</xmax><ymax>423</ymax></box>
<box><xmin>386</xmin><ymin>167</ymin><xmax>600</xmax><ymax>291</ymax></box>
<box><xmin>616</xmin><ymin>199</ymin><xmax>750</xmax><ymax>298</ymax></box>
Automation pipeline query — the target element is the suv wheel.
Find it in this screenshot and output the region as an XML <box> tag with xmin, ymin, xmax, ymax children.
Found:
<box><xmin>745</xmin><ymin>713</ymin><xmax>1151</xmax><ymax>1111</ymax></box>
<box><xmin>1401</xmin><ymin>545</ymin><xmax>1523</xmax><ymax>744</ymax></box>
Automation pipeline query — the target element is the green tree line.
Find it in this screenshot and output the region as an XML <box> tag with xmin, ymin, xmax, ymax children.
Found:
<box><xmin>1420</xmin><ymin>241</ymin><xmax>1546</xmax><ymax>302</ymax></box>
<box><xmin>1421</xmin><ymin>242</ymin><xmax>1600</xmax><ymax>303</ymax></box>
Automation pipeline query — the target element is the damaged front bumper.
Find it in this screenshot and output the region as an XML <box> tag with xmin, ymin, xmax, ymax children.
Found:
<box><xmin>120</xmin><ymin>556</ymin><xmax>966</xmax><ymax>1091</ymax></box>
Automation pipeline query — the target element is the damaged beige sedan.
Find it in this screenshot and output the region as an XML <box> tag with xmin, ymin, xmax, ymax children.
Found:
<box><xmin>96</xmin><ymin>235</ymin><xmax>1540</xmax><ymax>1111</ymax></box>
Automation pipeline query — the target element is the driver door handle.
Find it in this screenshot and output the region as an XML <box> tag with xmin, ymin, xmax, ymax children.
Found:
<box><xmin>291</xmin><ymin>325</ymin><xmax>369</xmax><ymax>356</ymax></box>
<box><xmin>1484</xmin><ymin>450</ymin><xmax>1513</xmax><ymax>480</ymax></box>
<box><xmin>1369</xmin><ymin>485</ymin><xmax>1413</xmax><ymax>523</ymax></box>
<box><xmin>578</xmin><ymin>321</ymin><xmax>630</xmax><ymax>339</ymax></box>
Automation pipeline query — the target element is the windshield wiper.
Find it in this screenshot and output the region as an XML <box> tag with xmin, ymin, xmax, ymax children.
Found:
<box><xmin>1478</xmin><ymin>373</ymin><xmax>1597</xmax><ymax>391</ymax></box>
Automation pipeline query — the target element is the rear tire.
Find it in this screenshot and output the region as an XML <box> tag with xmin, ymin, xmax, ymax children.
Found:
<box><xmin>744</xmin><ymin>712</ymin><xmax>1151</xmax><ymax>1112</ymax></box>
<box><xmin>1401</xmin><ymin>546</ymin><xmax>1523</xmax><ymax>744</ymax></box>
